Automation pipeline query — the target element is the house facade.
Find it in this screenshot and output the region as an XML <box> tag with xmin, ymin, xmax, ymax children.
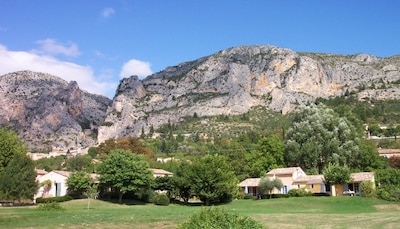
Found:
<box><xmin>331</xmin><ymin>172</ymin><xmax>375</xmax><ymax>196</ymax></box>
<box><xmin>239</xmin><ymin>167</ymin><xmax>375</xmax><ymax>197</ymax></box>
<box><xmin>34</xmin><ymin>170</ymin><xmax>71</xmax><ymax>201</ymax></box>
<box><xmin>266</xmin><ymin>167</ymin><xmax>307</xmax><ymax>194</ymax></box>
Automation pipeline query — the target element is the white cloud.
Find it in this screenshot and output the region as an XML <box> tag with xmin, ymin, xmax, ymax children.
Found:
<box><xmin>0</xmin><ymin>44</ymin><xmax>117</xmax><ymax>98</ymax></box>
<box><xmin>101</xmin><ymin>8</ymin><xmax>115</xmax><ymax>18</ymax></box>
<box><xmin>120</xmin><ymin>59</ymin><xmax>153</xmax><ymax>79</ymax></box>
<box><xmin>32</xmin><ymin>39</ymin><xmax>81</xmax><ymax>57</ymax></box>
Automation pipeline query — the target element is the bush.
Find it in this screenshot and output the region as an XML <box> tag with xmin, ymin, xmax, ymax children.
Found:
<box><xmin>35</xmin><ymin>195</ymin><xmax>73</xmax><ymax>203</ymax></box>
<box><xmin>177</xmin><ymin>207</ymin><xmax>265</xmax><ymax>229</ymax></box>
<box><xmin>37</xmin><ymin>202</ymin><xmax>65</xmax><ymax>211</ymax></box>
<box><xmin>154</xmin><ymin>194</ymin><xmax>170</xmax><ymax>206</ymax></box>
<box><xmin>288</xmin><ymin>188</ymin><xmax>312</xmax><ymax>197</ymax></box>
<box><xmin>360</xmin><ymin>181</ymin><xmax>376</xmax><ymax>198</ymax></box>
<box><xmin>377</xmin><ymin>186</ymin><xmax>400</xmax><ymax>202</ymax></box>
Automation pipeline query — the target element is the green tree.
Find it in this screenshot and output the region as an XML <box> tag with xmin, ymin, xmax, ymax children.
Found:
<box><xmin>170</xmin><ymin>161</ymin><xmax>193</xmax><ymax>204</ymax></box>
<box><xmin>65</xmin><ymin>155</ymin><xmax>93</xmax><ymax>172</ymax></box>
<box><xmin>0</xmin><ymin>153</ymin><xmax>38</xmax><ymax>202</ymax></box>
<box><xmin>285</xmin><ymin>104</ymin><xmax>361</xmax><ymax>173</ymax></box>
<box><xmin>0</xmin><ymin>127</ymin><xmax>26</xmax><ymax>173</ymax></box>
<box><xmin>190</xmin><ymin>155</ymin><xmax>238</xmax><ymax>206</ymax></box>
<box><xmin>323</xmin><ymin>163</ymin><xmax>352</xmax><ymax>196</ymax></box>
<box><xmin>87</xmin><ymin>147</ymin><xmax>98</xmax><ymax>159</ymax></box>
<box><xmin>66</xmin><ymin>171</ymin><xmax>93</xmax><ymax>197</ymax></box>
<box><xmin>98</xmin><ymin>149</ymin><xmax>154</xmax><ymax>203</ymax></box>
<box><xmin>84</xmin><ymin>183</ymin><xmax>99</xmax><ymax>210</ymax></box>
<box><xmin>259</xmin><ymin>177</ymin><xmax>283</xmax><ymax>199</ymax></box>
<box><xmin>257</xmin><ymin>134</ymin><xmax>285</xmax><ymax>171</ymax></box>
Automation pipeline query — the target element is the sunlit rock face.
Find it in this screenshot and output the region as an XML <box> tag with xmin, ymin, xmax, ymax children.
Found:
<box><xmin>98</xmin><ymin>45</ymin><xmax>400</xmax><ymax>142</ymax></box>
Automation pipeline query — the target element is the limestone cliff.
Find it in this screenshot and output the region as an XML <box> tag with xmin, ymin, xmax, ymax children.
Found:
<box><xmin>0</xmin><ymin>70</ymin><xmax>112</xmax><ymax>151</ymax></box>
<box><xmin>98</xmin><ymin>45</ymin><xmax>400</xmax><ymax>143</ymax></box>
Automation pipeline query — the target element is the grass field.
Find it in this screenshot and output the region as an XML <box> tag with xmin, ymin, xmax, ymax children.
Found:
<box><xmin>0</xmin><ymin>197</ymin><xmax>399</xmax><ymax>228</ymax></box>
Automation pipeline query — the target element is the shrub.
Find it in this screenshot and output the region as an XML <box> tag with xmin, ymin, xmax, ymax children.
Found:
<box><xmin>35</xmin><ymin>195</ymin><xmax>73</xmax><ymax>203</ymax></box>
<box><xmin>154</xmin><ymin>194</ymin><xmax>170</xmax><ymax>206</ymax></box>
<box><xmin>177</xmin><ymin>207</ymin><xmax>265</xmax><ymax>229</ymax></box>
<box><xmin>288</xmin><ymin>188</ymin><xmax>312</xmax><ymax>197</ymax></box>
<box><xmin>37</xmin><ymin>202</ymin><xmax>65</xmax><ymax>211</ymax></box>
<box><xmin>360</xmin><ymin>181</ymin><xmax>376</xmax><ymax>198</ymax></box>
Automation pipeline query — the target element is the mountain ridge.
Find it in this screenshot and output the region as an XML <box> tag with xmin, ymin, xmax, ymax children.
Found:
<box><xmin>98</xmin><ymin>45</ymin><xmax>400</xmax><ymax>143</ymax></box>
<box><xmin>1</xmin><ymin>45</ymin><xmax>400</xmax><ymax>150</ymax></box>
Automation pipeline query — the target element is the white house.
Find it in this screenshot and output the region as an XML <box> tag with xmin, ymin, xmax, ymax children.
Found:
<box><xmin>34</xmin><ymin>170</ymin><xmax>71</xmax><ymax>201</ymax></box>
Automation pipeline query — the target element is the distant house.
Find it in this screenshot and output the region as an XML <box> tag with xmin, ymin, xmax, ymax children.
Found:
<box><xmin>34</xmin><ymin>170</ymin><xmax>71</xmax><ymax>201</ymax></box>
<box><xmin>150</xmin><ymin>168</ymin><xmax>173</xmax><ymax>177</ymax></box>
<box><xmin>238</xmin><ymin>178</ymin><xmax>261</xmax><ymax>196</ymax></box>
<box><xmin>266</xmin><ymin>167</ymin><xmax>307</xmax><ymax>194</ymax></box>
<box><xmin>34</xmin><ymin>170</ymin><xmax>100</xmax><ymax>202</ymax></box>
<box><xmin>292</xmin><ymin>175</ymin><xmax>326</xmax><ymax>193</ymax></box>
<box><xmin>378</xmin><ymin>148</ymin><xmax>400</xmax><ymax>158</ymax></box>
<box><xmin>331</xmin><ymin>172</ymin><xmax>375</xmax><ymax>197</ymax></box>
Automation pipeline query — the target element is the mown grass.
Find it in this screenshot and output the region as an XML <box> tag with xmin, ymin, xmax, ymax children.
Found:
<box><xmin>0</xmin><ymin>197</ymin><xmax>399</xmax><ymax>228</ymax></box>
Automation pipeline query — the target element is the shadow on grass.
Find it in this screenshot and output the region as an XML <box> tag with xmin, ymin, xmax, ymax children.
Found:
<box><xmin>97</xmin><ymin>198</ymin><xmax>148</xmax><ymax>206</ymax></box>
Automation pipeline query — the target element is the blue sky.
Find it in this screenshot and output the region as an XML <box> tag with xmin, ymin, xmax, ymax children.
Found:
<box><xmin>1</xmin><ymin>1</ymin><xmax>399</xmax><ymax>98</ymax></box>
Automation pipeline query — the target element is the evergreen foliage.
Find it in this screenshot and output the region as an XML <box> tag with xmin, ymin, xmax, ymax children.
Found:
<box><xmin>178</xmin><ymin>207</ymin><xmax>265</xmax><ymax>229</ymax></box>
<box><xmin>97</xmin><ymin>149</ymin><xmax>154</xmax><ymax>203</ymax></box>
<box><xmin>285</xmin><ymin>104</ymin><xmax>361</xmax><ymax>173</ymax></box>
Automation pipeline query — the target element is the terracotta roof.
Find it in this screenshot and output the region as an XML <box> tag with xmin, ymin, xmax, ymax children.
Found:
<box><xmin>267</xmin><ymin>167</ymin><xmax>303</xmax><ymax>175</ymax></box>
<box><xmin>35</xmin><ymin>169</ymin><xmax>48</xmax><ymax>176</ymax></box>
<box><xmin>378</xmin><ymin>148</ymin><xmax>400</xmax><ymax>154</ymax></box>
<box><xmin>351</xmin><ymin>172</ymin><xmax>374</xmax><ymax>182</ymax></box>
<box><xmin>293</xmin><ymin>175</ymin><xmax>325</xmax><ymax>184</ymax></box>
<box><xmin>238</xmin><ymin>178</ymin><xmax>261</xmax><ymax>187</ymax></box>
<box><xmin>53</xmin><ymin>170</ymin><xmax>71</xmax><ymax>177</ymax></box>
<box><xmin>150</xmin><ymin>168</ymin><xmax>173</xmax><ymax>176</ymax></box>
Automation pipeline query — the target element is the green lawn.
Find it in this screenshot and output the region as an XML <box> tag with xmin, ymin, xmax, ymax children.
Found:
<box><xmin>0</xmin><ymin>197</ymin><xmax>399</xmax><ymax>228</ymax></box>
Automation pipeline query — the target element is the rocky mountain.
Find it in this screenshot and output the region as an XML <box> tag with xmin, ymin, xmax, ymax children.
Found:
<box><xmin>98</xmin><ymin>45</ymin><xmax>400</xmax><ymax>143</ymax></box>
<box><xmin>0</xmin><ymin>70</ymin><xmax>112</xmax><ymax>151</ymax></box>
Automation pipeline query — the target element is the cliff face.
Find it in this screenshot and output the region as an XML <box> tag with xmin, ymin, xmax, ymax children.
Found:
<box><xmin>2</xmin><ymin>46</ymin><xmax>400</xmax><ymax>148</ymax></box>
<box><xmin>0</xmin><ymin>70</ymin><xmax>112</xmax><ymax>151</ymax></box>
<box><xmin>98</xmin><ymin>45</ymin><xmax>400</xmax><ymax>143</ymax></box>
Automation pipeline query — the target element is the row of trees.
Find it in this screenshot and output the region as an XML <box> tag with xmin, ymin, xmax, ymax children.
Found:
<box><xmin>66</xmin><ymin>149</ymin><xmax>239</xmax><ymax>205</ymax></box>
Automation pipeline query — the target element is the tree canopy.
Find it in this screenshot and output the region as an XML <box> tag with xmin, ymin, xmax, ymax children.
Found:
<box><xmin>0</xmin><ymin>152</ymin><xmax>38</xmax><ymax>201</ymax></box>
<box><xmin>66</xmin><ymin>171</ymin><xmax>94</xmax><ymax>197</ymax></box>
<box><xmin>98</xmin><ymin>149</ymin><xmax>153</xmax><ymax>203</ymax></box>
<box><xmin>0</xmin><ymin>127</ymin><xmax>26</xmax><ymax>173</ymax></box>
<box><xmin>285</xmin><ymin>104</ymin><xmax>361</xmax><ymax>174</ymax></box>
<box><xmin>189</xmin><ymin>154</ymin><xmax>238</xmax><ymax>206</ymax></box>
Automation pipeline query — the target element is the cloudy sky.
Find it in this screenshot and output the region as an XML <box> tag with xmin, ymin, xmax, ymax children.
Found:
<box><xmin>1</xmin><ymin>1</ymin><xmax>399</xmax><ymax>98</ymax></box>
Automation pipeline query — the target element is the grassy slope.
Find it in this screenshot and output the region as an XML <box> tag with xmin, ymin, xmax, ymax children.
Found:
<box><xmin>0</xmin><ymin>197</ymin><xmax>399</xmax><ymax>229</ymax></box>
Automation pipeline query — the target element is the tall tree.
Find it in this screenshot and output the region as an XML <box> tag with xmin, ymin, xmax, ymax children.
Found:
<box><xmin>0</xmin><ymin>127</ymin><xmax>26</xmax><ymax>173</ymax></box>
<box><xmin>0</xmin><ymin>153</ymin><xmax>38</xmax><ymax>202</ymax></box>
<box><xmin>258</xmin><ymin>134</ymin><xmax>285</xmax><ymax>171</ymax></box>
<box><xmin>189</xmin><ymin>155</ymin><xmax>238</xmax><ymax>206</ymax></box>
<box><xmin>170</xmin><ymin>161</ymin><xmax>193</xmax><ymax>204</ymax></box>
<box><xmin>285</xmin><ymin>104</ymin><xmax>361</xmax><ymax>173</ymax></box>
<box><xmin>98</xmin><ymin>149</ymin><xmax>153</xmax><ymax>203</ymax></box>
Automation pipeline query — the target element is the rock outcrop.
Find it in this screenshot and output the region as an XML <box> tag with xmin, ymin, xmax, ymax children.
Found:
<box><xmin>98</xmin><ymin>45</ymin><xmax>400</xmax><ymax>142</ymax></box>
<box><xmin>0</xmin><ymin>70</ymin><xmax>112</xmax><ymax>151</ymax></box>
